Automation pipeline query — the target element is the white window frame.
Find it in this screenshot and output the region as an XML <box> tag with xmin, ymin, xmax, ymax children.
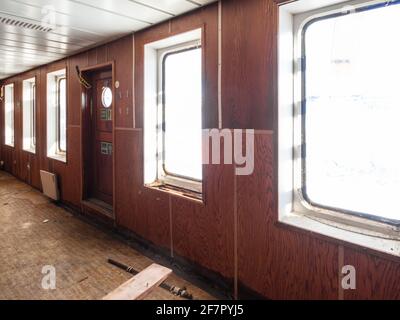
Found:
<box><xmin>278</xmin><ymin>0</ymin><xmax>400</xmax><ymax>257</ymax></box>
<box><xmin>144</xmin><ymin>29</ymin><xmax>203</xmax><ymax>195</ymax></box>
<box><xmin>4</xmin><ymin>83</ymin><xmax>15</xmax><ymax>148</ymax></box>
<box><xmin>56</xmin><ymin>76</ymin><xmax>67</xmax><ymax>155</ymax></box>
<box><xmin>47</xmin><ymin>69</ymin><xmax>67</xmax><ymax>163</ymax></box>
<box><xmin>22</xmin><ymin>77</ymin><xmax>36</xmax><ymax>154</ymax></box>
<box><xmin>157</xmin><ymin>41</ymin><xmax>202</xmax><ymax>193</ymax></box>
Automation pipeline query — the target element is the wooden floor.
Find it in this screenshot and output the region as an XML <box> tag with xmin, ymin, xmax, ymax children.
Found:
<box><xmin>0</xmin><ymin>171</ymin><xmax>215</xmax><ymax>300</ymax></box>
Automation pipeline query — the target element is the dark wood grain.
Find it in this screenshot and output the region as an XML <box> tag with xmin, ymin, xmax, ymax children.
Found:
<box><xmin>236</xmin><ymin>132</ymin><xmax>339</xmax><ymax>299</ymax></box>
<box><xmin>114</xmin><ymin>129</ymin><xmax>141</xmax><ymax>231</ymax></box>
<box><xmin>172</xmin><ymin>133</ymin><xmax>235</xmax><ymax>280</ymax></box>
<box><xmin>115</xmin><ymin>129</ymin><xmax>171</xmax><ymax>249</ymax></box>
<box><xmin>222</xmin><ymin>0</ymin><xmax>277</xmax><ymax>130</ymax></box>
<box><xmin>67</xmin><ymin>52</ymin><xmax>88</xmax><ymax>126</ymax></box>
<box><xmin>108</xmin><ymin>36</ymin><xmax>134</xmax><ymax>129</ymax></box>
<box><xmin>343</xmin><ymin>247</ymin><xmax>400</xmax><ymax>299</ymax></box>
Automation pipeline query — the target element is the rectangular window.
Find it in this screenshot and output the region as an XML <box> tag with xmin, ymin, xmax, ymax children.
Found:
<box><xmin>22</xmin><ymin>78</ymin><xmax>36</xmax><ymax>153</ymax></box>
<box><xmin>144</xmin><ymin>29</ymin><xmax>203</xmax><ymax>195</ymax></box>
<box><xmin>301</xmin><ymin>1</ymin><xmax>400</xmax><ymax>225</ymax></box>
<box><xmin>162</xmin><ymin>45</ymin><xmax>202</xmax><ymax>182</ymax></box>
<box><xmin>47</xmin><ymin>69</ymin><xmax>67</xmax><ymax>162</ymax></box>
<box><xmin>279</xmin><ymin>0</ymin><xmax>400</xmax><ymax>257</ymax></box>
<box><xmin>57</xmin><ymin>77</ymin><xmax>67</xmax><ymax>154</ymax></box>
<box><xmin>4</xmin><ymin>84</ymin><xmax>14</xmax><ymax>147</ymax></box>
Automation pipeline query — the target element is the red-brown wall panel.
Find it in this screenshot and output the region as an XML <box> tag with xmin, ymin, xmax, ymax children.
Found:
<box><xmin>53</xmin><ymin>126</ymin><xmax>81</xmax><ymax>208</ymax></box>
<box><xmin>172</xmin><ymin>165</ymin><xmax>235</xmax><ymax>280</ymax></box>
<box><xmin>222</xmin><ymin>0</ymin><xmax>277</xmax><ymax>130</ymax></box>
<box><xmin>108</xmin><ymin>36</ymin><xmax>134</xmax><ymax>129</ymax></box>
<box><xmin>68</xmin><ymin>53</ymin><xmax>88</xmax><ymax>127</ymax></box>
<box><xmin>344</xmin><ymin>248</ymin><xmax>400</xmax><ymax>299</ymax></box>
<box><xmin>236</xmin><ymin>132</ymin><xmax>339</xmax><ymax>299</ymax></box>
<box><xmin>114</xmin><ymin>128</ymin><xmax>171</xmax><ymax>250</ymax></box>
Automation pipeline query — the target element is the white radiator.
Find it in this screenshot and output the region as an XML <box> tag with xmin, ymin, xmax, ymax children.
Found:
<box><xmin>40</xmin><ymin>170</ymin><xmax>60</xmax><ymax>201</ymax></box>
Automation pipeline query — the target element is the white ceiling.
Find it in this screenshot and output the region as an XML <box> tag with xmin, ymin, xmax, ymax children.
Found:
<box><xmin>0</xmin><ymin>0</ymin><xmax>217</xmax><ymax>80</ymax></box>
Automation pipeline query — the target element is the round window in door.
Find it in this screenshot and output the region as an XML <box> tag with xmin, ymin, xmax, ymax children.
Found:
<box><xmin>101</xmin><ymin>87</ymin><xmax>113</xmax><ymax>108</ymax></box>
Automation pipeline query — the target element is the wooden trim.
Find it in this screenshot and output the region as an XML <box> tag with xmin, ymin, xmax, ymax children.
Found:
<box><xmin>80</xmin><ymin>61</ymin><xmax>114</xmax><ymax>72</ymax></box>
<box><xmin>233</xmin><ymin>161</ymin><xmax>238</xmax><ymax>300</ymax></box>
<box><xmin>218</xmin><ymin>0</ymin><xmax>222</xmax><ymax>129</ymax></box>
<box><xmin>112</xmin><ymin>60</ymin><xmax>116</xmax><ymax>222</ymax></box>
<box><xmin>132</xmin><ymin>35</ymin><xmax>136</xmax><ymax>129</ymax></box>
<box><xmin>145</xmin><ymin>185</ymin><xmax>205</xmax><ymax>206</ymax></box>
<box><xmin>114</xmin><ymin>127</ymin><xmax>142</xmax><ymax>132</ymax></box>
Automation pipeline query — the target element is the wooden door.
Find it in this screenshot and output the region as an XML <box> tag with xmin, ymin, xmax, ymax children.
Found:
<box><xmin>90</xmin><ymin>70</ymin><xmax>113</xmax><ymax>205</ymax></box>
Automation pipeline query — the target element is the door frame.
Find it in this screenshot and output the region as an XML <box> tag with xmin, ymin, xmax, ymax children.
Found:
<box><xmin>80</xmin><ymin>61</ymin><xmax>115</xmax><ymax>219</ymax></box>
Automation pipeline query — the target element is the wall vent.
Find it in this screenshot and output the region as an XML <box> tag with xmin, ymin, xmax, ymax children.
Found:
<box><xmin>0</xmin><ymin>16</ymin><xmax>53</xmax><ymax>33</ymax></box>
<box><xmin>40</xmin><ymin>170</ymin><xmax>60</xmax><ymax>201</ymax></box>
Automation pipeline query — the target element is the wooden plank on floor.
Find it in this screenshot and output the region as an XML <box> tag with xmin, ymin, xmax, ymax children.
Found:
<box><xmin>103</xmin><ymin>264</ymin><xmax>173</xmax><ymax>300</ymax></box>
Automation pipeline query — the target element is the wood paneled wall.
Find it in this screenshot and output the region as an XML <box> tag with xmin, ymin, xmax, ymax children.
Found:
<box><xmin>1</xmin><ymin>0</ymin><xmax>399</xmax><ymax>300</ymax></box>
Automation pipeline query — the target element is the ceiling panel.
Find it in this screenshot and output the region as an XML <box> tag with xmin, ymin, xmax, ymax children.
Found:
<box><xmin>0</xmin><ymin>0</ymin><xmax>217</xmax><ymax>80</ymax></box>
<box><xmin>0</xmin><ymin>30</ymin><xmax>84</xmax><ymax>51</ymax></box>
<box><xmin>129</xmin><ymin>0</ymin><xmax>199</xmax><ymax>15</ymax></box>
<box><xmin>0</xmin><ymin>24</ymin><xmax>94</xmax><ymax>46</ymax></box>
<box><xmin>3</xmin><ymin>0</ymin><xmax>150</xmax><ymax>37</ymax></box>
<box><xmin>74</xmin><ymin>0</ymin><xmax>173</xmax><ymax>22</ymax></box>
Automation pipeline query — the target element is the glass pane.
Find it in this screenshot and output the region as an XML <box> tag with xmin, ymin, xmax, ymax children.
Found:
<box><xmin>101</xmin><ymin>87</ymin><xmax>112</xmax><ymax>108</ymax></box>
<box><xmin>32</xmin><ymin>84</ymin><xmax>36</xmax><ymax>148</ymax></box>
<box><xmin>23</xmin><ymin>80</ymin><xmax>36</xmax><ymax>152</ymax></box>
<box><xmin>4</xmin><ymin>84</ymin><xmax>14</xmax><ymax>146</ymax></box>
<box><xmin>304</xmin><ymin>4</ymin><xmax>400</xmax><ymax>222</ymax></box>
<box><xmin>163</xmin><ymin>47</ymin><xmax>202</xmax><ymax>181</ymax></box>
<box><xmin>59</xmin><ymin>78</ymin><xmax>67</xmax><ymax>152</ymax></box>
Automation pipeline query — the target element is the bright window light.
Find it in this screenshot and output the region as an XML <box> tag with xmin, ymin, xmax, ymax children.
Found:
<box><xmin>4</xmin><ymin>84</ymin><xmax>14</xmax><ymax>147</ymax></box>
<box><xmin>47</xmin><ymin>69</ymin><xmax>67</xmax><ymax>162</ymax></box>
<box><xmin>144</xmin><ymin>29</ymin><xmax>203</xmax><ymax>194</ymax></box>
<box><xmin>303</xmin><ymin>3</ymin><xmax>400</xmax><ymax>222</ymax></box>
<box><xmin>58</xmin><ymin>78</ymin><xmax>67</xmax><ymax>153</ymax></box>
<box><xmin>23</xmin><ymin>78</ymin><xmax>36</xmax><ymax>153</ymax></box>
<box><xmin>163</xmin><ymin>47</ymin><xmax>202</xmax><ymax>181</ymax></box>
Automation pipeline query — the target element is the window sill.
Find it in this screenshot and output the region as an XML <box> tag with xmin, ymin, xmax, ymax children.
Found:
<box><xmin>23</xmin><ymin>148</ymin><xmax>36</xmax><ymax>155</ymax></box>
<box><xmin>145</xmin><ymin>183</ymin><xmax>204</xmax><ymax>204</ymax></box>
<box><xmin>279</xmin><ymin>212</ymin><xmax>400</xmax><ymax>258</ymax></box>
<box><xmin>48</xmin><ymin>154</ymin><xmax>67</xmax><ymax>164</ymax></box>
